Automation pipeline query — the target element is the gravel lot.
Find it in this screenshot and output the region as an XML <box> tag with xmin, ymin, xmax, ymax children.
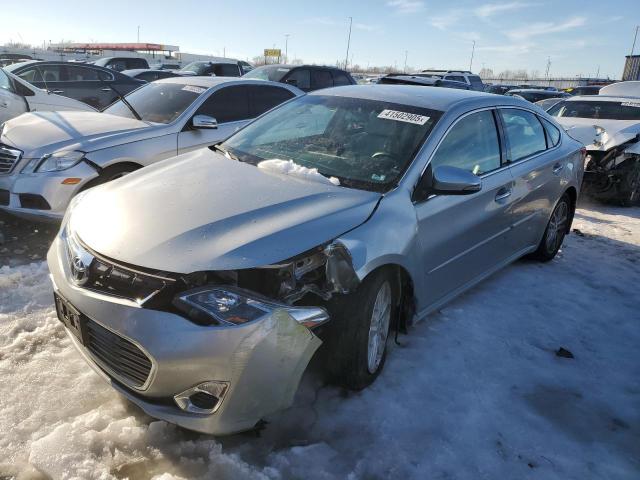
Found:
<box><xmin>0</xmin><ymin>201</ymin><xmax>638</xmax><ymax>480</ymax></box>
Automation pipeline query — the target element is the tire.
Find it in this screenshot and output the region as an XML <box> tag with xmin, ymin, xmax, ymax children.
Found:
<box><xmin>618</xmin><ymin>159</ymin><xmax>640</xmax><ymax>207</ymax></box>
<box><xmin>323</xmin><ymin>269</ymin><xmax>396</xmax><ymax>390</ymax></box>
<box><xmin>80</xmin><ymin>164</ymin><xmax>139</xmax><ymax>192</ymax></box>
<box><xmin>531</xmin><ymin>193</ymin><xmax>570</xmax><ymax>262</ymax></box>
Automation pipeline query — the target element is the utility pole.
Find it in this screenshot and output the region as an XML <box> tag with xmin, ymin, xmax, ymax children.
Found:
<box><xmin>596</xmin><ymin>65</ymin><xmax>600</xmax><ymax>79</ymax></box>
<box><xmin>285</xmin><ymin>34</ymin><xmax>290</xmax><ymax>61</ymax></box>
<box><xmin>469</xmin><ymin>40</ymin><xmax>475</xmax><ymax>71</ymax></box>
<box><xmin>545</xmin><ymin>56</ymin><xmax>551</xmax><ymax>81</ymax></box>
<box><xmin>345</xmin><ymin>16</ymin><xmax>353</xmax><ymax>71</ymax></box>
<box><xmin>137</xmin><ymin>25</ymin><xmax>140</xmax><ymax>43</ymax></box>
<box><xmin>630</xmin><ymin>25</ymin><xmax>639</xmax><ymax>57</ymax></box>
<box><xmin>403</xmin><ymin>50</ymin><xmax>408</xmax><ymax>73</ymax></box>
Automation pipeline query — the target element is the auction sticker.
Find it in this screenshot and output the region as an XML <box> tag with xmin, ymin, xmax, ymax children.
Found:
<box><xmin>182</xmin><ymin>85</ymin><xmax>207</xmax><ymax>94</ymax></box>
<box><xmin>378</xmin><ymin>109</ymin><xmax>430</xmax><ymax>125</ymax></box>
<box><xmin>621</xmin><ymin>102</ymin><xmax>640</xmax><ymax>108</ymax></box>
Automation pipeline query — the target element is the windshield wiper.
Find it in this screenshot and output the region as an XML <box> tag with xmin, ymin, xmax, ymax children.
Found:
<box><xmin>98</xmin><ymin>76</ymin><xmax>142</xmax><ymax>120</ymax></box>
<box><xmin>213</xmin><ymin>144</ymin><xmax>240</xmax><ymax>162</ymax></box>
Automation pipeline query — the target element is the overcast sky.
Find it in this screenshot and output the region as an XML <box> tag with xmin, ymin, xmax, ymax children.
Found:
<box><xmin>1</xmin><ymin>0</ymin><xmax>637</xmax><ymax>78</ymax></box>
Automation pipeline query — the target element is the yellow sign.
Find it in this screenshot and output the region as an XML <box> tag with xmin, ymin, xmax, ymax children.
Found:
<box><xmin>264</xmin><ymin>48</ymin><xmax>282</xmax><ymax>57</ymax></box>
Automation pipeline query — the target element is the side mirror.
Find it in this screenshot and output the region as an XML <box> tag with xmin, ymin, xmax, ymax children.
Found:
<box><xmin>192</xmin><ymin>115</ymin><xmax>218</xmax><ymax>129</ymax></box>
<box><xmin>432</xmin><ymin>165</ymin><xmax>482</xmax><ymax>195</ymax></box>
<box><xmin>285</xmin><ymin>78</ymin><xmax>298</xmax><ymax>86</ymax></box>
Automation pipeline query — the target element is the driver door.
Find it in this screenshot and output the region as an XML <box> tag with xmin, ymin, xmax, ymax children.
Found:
<box><xmin>414</xmin><ymin>109</ymin><xmax>516</xmax><ymax>309</ymax></box>
<box><xmin>177</xmin><ymin>85</ymin><xmax>252</xmax><ymax>154</ymax></box>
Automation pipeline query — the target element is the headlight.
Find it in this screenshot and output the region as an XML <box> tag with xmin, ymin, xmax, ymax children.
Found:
<box><xmin>33</xmin><ymin>150</ymin><xmax>85</xmax><ymax>173</ymax></box>
<box><xmin>173</xmin><ymin>286</ymin><xmax>329</xmax><ymax>328</ymax></box>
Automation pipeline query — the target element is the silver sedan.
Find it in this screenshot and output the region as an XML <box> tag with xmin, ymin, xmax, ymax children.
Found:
<box><xmin>48</xmin><ymin>85</ymin><xmax>584</xmax><ymax>435</ymax></box>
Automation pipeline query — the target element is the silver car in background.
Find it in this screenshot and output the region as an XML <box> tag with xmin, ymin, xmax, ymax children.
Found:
<box><xmin>48</xmin><ymin>86</ymin><xmax>584</xmax><ymax>435</ymax></box>
<box><xmin>0</xmin><ymin>77</ymin><xmax>302</xmax><ymax>220</ymax></box>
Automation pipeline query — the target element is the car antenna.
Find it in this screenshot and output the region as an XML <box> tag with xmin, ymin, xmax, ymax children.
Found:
<box><xmin>35</xmin><ymin>65</ymin><xmax>51</xmax><ymax>95</ymax></box>
<box><xmin>98</xmin><ymin>73</ymin><xmax>142</xmax><ymax>120</ymax></box>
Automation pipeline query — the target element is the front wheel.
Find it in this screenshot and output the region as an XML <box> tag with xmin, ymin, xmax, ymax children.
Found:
<box><xmin>530</xmin><ymin>193</ymin><xmax>570</xmax><ymax>262</ymax></box>
<box><xmin>323</xmin><ymin>269</ymin><xmax>396</xmax><ymax>390</ymax></box>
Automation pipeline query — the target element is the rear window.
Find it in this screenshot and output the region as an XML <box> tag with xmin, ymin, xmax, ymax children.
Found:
<box><xmin>243</xmin><ymin>66</ymin><xmax>291</xmax><ymax>82</ymax></box>
<box><xmin>213</xmin><ymin>64</ymin><xmax>240</xmax><ymax>77</ymax></box>
<box><xmin>548</xmin><ymin>100</ymin><xmax>640</xmax><ymax>120</ymax></box>
<box><xmin>126</xmin><ymin>58</ymin><xmax>149</xmax><ymax>70</ymax></box>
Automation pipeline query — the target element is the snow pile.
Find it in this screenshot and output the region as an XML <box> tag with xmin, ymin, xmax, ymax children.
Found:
<box><xmin>258</xmin><ymin>159</ymin><xmax>340</xmax><ymax>186</ymax></box>
<box><xmin>1</xmin><ymin>201</ymin><xmax>639</xmax><ymax>479</ymax></box>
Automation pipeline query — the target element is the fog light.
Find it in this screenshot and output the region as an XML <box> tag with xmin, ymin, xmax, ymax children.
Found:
<box><xmin>174</xmin><ymin>381</ymin><xmax>229</xmax><ymax>414</ymax></box>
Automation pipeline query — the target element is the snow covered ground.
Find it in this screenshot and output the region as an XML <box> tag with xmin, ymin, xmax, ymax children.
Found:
<box><xmin>1</xmin><ymin>201</ymin><xmax>639</xmax><ymax>480</ymax></box>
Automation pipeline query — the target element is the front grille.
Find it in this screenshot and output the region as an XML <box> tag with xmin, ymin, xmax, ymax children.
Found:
<box><xmin>0</xmin><ymin>144</ymin><xmax>23</xmax><ymax>175</ymax></box>
<box><xmin>85</xmin><ymin>319</ymin><xmax>153</xmax><ymax>388</ymax></box>
<box><xmin>0</xmin><ymin>189</ymin><xmax>8</xmax><ymax>206</ymax></box>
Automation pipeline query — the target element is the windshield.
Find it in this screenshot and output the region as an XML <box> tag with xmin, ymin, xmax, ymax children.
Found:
<box><xmin>548</xmin><ymin>100</ymin><xmax>640</xmax><ymax>120</ymax></box>
<box><xmin>181</xmin><ymin>62</ymin><xmax>208</xmax><ymax>75</ymax></box>
<box><xmin>243</xmin><ymin>65</ymin><xmax>291</xmax><ymax>81</ymax></box>
<box><xmin>103</xmin><ymin>82</ymin><xmax>205</xmax><ymax>123</ymax></box>
<box><xmin>221</xmin><ymin>95</ymin><xmax>441</xmax><ymax>192</ymax></box>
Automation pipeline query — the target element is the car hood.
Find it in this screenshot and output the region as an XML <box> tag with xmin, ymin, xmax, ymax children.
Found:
<box><xmin>555</xmin><ymin>117</ymin><xmax>640</xmax><ymax>151</ymax></box>
<box><xmin>69</xmin><ymin>148</ymin><xmax>381</xmax><ymax>273</ymax></box>
<box><xmin>0</xmin><ymin>110</ymin><xmax>152</xmax><ymax>155</ymax></box>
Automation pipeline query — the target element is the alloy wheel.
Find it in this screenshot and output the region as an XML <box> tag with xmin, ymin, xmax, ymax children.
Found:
<box><xmin>545</xmin><ymin>200</ymin><xmax>568</xmax><ymax>254</ymax></box>
<box><xmin>367</xmin><ymin>281</ymin><xmax>392</xmax><ymax>374</ymax></box>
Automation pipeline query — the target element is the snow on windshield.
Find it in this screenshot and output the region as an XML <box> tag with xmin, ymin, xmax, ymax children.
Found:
<box><xmin>258</xmin><ymin>159</ymin><xmax>340</xmax><ymax>186</ymax></box>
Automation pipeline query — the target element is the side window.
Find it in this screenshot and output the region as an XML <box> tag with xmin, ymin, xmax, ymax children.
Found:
<box><xmin>197</xmin><ymin>85</ymin><xmax>250</xmax><ymax>123</ymax></box>
<box><xmin>445</xmin><ymin>75</ymin><xmax>466</xmax><ymax>83</ymax></box>
<box><xmin>500</xmin><ymin>109</ymin><xmax>547</xmax><ymax>161</ymax></box>
<box><xmin>137</xmin><ymin>72</ymin><xmax>156</xmax><ymax>82</ymax></box>
<box><xmin>213</xmin><ymin>64</ymin><xmax>241</xmax><ymax>77</ymax></box>
<box><xmin>332</xmin><ymin>71</ymin><xmax>352</xmax><ymax>86</ymax></box>
<box><xmin>541</xmin><ymin>117</ymin><xmax>561</xmax><ymax>147</ymax></box>
<box><xmin>108</xmin><ymin>60</ymin><xmax>127</xmax><ymax>72</ymax></box>
<box><xmin>430</xmin><ymin>110</ymin><xmax>501</xmax><ymax>176</ymax></box>
<box><xmin>285</xmin><ymin>69</ymin><xmax>310</xmax><ymax>90</ymax></box>
<box><xmin>312</xmin><ymin>69</ymin><xmax>333</xmax><ymax>90</ymax></box>
<box><xmin>66</xmin><ymin>66</ymin><xmax>99</xmax><ymax>81</ymax></box>
<box><xmin>249</xmin><ymin>85</ymin><xmax>295</xmax><ymax>117</ymax></box>
<box><xmin>19</xmin><ymin>65</ymin><xmax>63</xmax><ymax>83</ymax></box>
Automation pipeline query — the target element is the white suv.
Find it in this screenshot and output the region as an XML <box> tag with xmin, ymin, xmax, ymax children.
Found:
<box><xmin>417</xmin><ymin>70</ymin><xmax>484</xmax><ymax>91</ymax></box>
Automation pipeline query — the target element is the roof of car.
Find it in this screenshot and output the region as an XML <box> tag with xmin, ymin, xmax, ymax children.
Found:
<box><xmin>508</xmin><ymin>89</ymin><xmax>557</xmax><ymax>93</ymax></box>
<box><xmin>313</xmin><ymin>84</ymin><xmax>529</xmax><ymax>111</ymax></box>
<box><xmin>122</xmin><ymin>69</ymin><xmax>171</xmax><ymax>75</ymax></box>
<box><xmin>254</xmin><ymin>64</ymin><xmax>343</xmax><ymax>70</ymax></box>
<box><xmin>152</xmin><ymin>76</ymin><xmax>300</xmax><ymax>90</ymax></box>
<box><xmin>564</xmin><ymin>94</ymin><xmax>640</xmax><ymax>103</ymax></box>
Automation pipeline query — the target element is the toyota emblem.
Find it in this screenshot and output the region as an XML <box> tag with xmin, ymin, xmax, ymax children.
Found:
<box><xmin>70</xmin><ymin>255</ymin><xmax>89</xmax><ymax>285</ymax></box>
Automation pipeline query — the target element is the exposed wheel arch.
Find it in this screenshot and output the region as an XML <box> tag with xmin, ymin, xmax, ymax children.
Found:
<box><xmin>564</xmin><ymin>186</ymin><xmax>577</xmax><ymax>234</ymax></box>
<box><xmin>80</xmin><ymin>161</ymin><xmax>143</xmax><ymax>192</ymax></box>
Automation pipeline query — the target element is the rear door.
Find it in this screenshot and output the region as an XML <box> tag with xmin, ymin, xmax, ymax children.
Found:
<box><xmin>177</xmin><ymin>85</ymin><xmax>251</xmax><ymax>153</ymax></box>
<box><xmin>414</xmin><ymin>109</ymin><xmax>516</xmax><ymax>308</ymax></box>
<box><xmin>501</xmin><ymin>108</ymin><xmax>566</xmax><ymax>251</ymax></box>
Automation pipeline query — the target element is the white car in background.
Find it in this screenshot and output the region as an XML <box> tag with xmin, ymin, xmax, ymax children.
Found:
<box><xmin>548</xmin><ymin>81</ymin><xmax>640</xmax><ymax>205</ymax></box>
<box><xmin>0</xmin><ymin>67</ymin><xmax>95</xmax><ymax>123</ymax></box>
<box><xmin>0</xmin><ymin>77</ymin><xmax>302</xmax><ymax>221</ymax></box>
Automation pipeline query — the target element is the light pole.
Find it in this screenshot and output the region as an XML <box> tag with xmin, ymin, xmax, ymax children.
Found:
<box><xmin>137</xmin><ymin>25</ymin><xmax>140</xmax><ymax>43</ymax></box>
<box><xmin>403</xmin><ymin>50</ymin><xmax>408</xmax><ymax>73</ymax></box>
<box><xmin>285</xmin><ymin>34</ymin><xmax>290</xmax><ymax>61</ymax></box>
<box><xmin>345</xmin><ymin>16</ymin><xmax>353</xmax><ymax>70</ymax></box>
<box><xmin>469</xmin><ymin>40</ymin><xmax>475</xmax><ymax>71</ymax></box>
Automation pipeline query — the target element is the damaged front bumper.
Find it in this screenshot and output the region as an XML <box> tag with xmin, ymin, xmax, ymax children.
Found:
<box><xmin>47</xmin><ymin>236</ymin><xmax>324</xmax><ymax>435</ymax></box>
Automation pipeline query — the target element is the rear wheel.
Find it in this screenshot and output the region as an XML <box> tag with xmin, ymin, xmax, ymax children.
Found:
<box><xmin>531</xmin><ymin>193</ymin><xmax>570</xmax><ymax>262</ymax></box>
<box><xmin>619</xmin><ymin>159</ymin><xmax>640</xmax><ymax>207</ymax></box>
<box><xmin>323</xmin><ymin>269</ymin><xmax>395</xmax><ymax>390</ymax></box>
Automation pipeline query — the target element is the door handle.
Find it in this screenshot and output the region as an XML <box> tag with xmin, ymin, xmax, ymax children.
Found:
<box><xmin>552</xmin><ymin>163</ymin><xmax>564</xmax><ymax>174</ymax></box>
<box><xmin>51</xmin><ymin>89</ymin><xmax>64</xmax><ymax>94</ymax></box>
<box><xmin>100</xmin><ymin>87</ymin><xmax>112</xmax><ymax>92</ymax></box>
<box><xmin>495</xmin><ymin>187</ymin><xmax>512</xmax><ymax>202</ymax></box>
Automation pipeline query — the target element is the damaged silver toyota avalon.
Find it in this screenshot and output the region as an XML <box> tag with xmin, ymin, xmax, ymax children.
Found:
<box><xmin>48</xmin><ymin>85</ymin><xmax>584</xmax><ymax>434</ymax></box>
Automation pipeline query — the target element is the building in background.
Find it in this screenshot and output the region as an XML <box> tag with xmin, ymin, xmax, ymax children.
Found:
<box><xmin>623</xmin><ymin>55</ymin><xmax>640</xmax><ymax>81</ymax></box>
